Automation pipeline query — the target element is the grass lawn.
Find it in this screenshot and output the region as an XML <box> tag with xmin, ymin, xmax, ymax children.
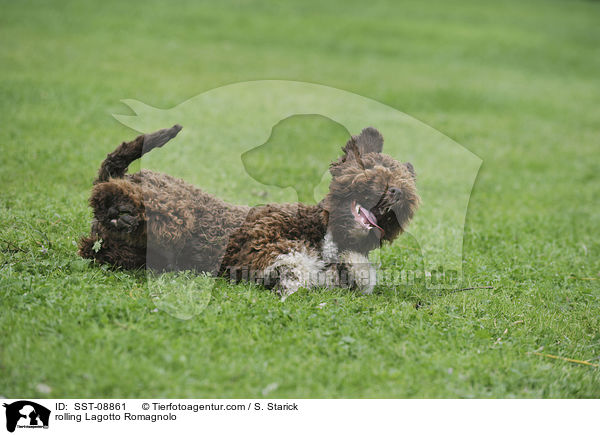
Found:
<box><xmin>1</xmin><ymin>0</ymin><xmax>599</xmax><ymax>398</ymax></box>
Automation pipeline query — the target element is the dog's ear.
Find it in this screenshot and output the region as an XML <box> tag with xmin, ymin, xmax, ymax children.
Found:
<box><xmin>405</xmin><ymin>162</ymin><xmax>416</xmax><ymax>178</ymax></box>
<box><xmin>330</xmin><ymin>127</ymin><xmax>384</xmax><ymax>174</ymax></box>
<box><xmin>341</xmin><ymin>127</ymin><xmax>383</xmax><ymax>159</ymax></box>
<box><xmin>341</xmin><ymin>138</ymin><xmax>364</xmax><ymax>166</ymax></box>
<box><xmin>354</xmin><ymin>127</ymin><xmax>383</xmax><ymax>154</ymax></box>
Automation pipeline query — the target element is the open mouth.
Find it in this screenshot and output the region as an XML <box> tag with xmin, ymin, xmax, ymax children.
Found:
<box><xmin>351</xmin><ymin>200</ymin><xmax>384</xmax><ymax>235</ymax></box>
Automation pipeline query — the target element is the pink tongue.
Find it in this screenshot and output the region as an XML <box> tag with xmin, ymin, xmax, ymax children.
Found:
<box><xmin>361</xmin><ymin>209</ymin><xmax>384</xmax><ymax>234</ymax></box>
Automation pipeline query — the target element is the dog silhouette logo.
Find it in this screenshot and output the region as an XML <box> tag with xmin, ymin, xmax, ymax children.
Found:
<box><xmin>3</xmin><ymin>401</ymin><xmax>50</xmax><ymax>432</ymax></box>
<box><xmin>115</xmin><ymin>80</ymin><xmax>482</xmax><ymax>296</ymax></box>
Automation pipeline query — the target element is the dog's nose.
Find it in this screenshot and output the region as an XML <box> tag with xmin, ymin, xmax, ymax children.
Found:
<box><xmin>389</xmin><ymin>187</ymin><xmax>402</xmax><ymax>201</ymax></box>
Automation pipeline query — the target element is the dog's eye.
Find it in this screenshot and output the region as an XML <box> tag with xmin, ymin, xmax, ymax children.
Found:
<box><xmin>388</xmin><ymin>187</ymin><xmax>402</xmax><ymax>200</ymax></box>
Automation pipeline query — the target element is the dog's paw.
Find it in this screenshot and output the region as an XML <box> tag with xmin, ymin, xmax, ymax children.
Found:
<box><xmin>339</xmin><ymin>251</ymin><xmax>377</xmax><ymax>294</ymax></box>
<box><xmin>107</xmin><ymin>205</ymin><xmax>141</xmax><ymax>233</ymax></box>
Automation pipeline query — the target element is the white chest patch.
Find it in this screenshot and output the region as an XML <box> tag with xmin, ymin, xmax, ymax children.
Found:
<box><xmin>321</xmin><ymin>231</ymin><xmax>340</xmax><ymax>263</ymax></box>
<box><xmin>321</xmin><ymin>231</ymin><xmax>377</xmax><ymax>294</ymax></box>
<box><xmin>339</xmin><ymin>251</ymin><xmax>377</xmax><ymax>294</ymax></box>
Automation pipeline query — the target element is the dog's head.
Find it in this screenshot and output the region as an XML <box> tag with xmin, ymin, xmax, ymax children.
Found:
<box><xmin>322</xmin><ymin>127</ymin><xmax>420</xmax><ymax>254</ymax></box>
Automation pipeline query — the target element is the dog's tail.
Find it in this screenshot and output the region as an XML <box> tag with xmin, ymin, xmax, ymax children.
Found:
<box><xmin>94</xmin><ymin>124</ymin><xmax>183</xmax><ymax>184</ymax></box>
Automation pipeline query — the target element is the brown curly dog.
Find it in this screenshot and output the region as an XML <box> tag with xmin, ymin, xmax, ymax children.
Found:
<box><xmin>79</xmin><ymin>125</ymin><xmax>420</xmax><ymax>296</ymax></box>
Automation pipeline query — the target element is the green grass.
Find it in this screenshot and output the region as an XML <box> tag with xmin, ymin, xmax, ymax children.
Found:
<box><xmin>1</xmin><ymin>0</ymin><xmax>599</xmax><ymax>398</ymax></box>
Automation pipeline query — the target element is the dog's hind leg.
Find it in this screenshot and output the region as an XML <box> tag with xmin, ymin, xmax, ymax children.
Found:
<box><xmin>89</xmin><ymin>178</ymin><xmax>146</xmax><ymax>236</ymax></box>
<box><xmin>79</xmin><ymin>177</ymin><xmax>148</xmax><ymax>268</ymax></box>
<box><xmin>79</xmin><ymin>125</ymin><xmax>183</xmax><ymax>269</ymax></box>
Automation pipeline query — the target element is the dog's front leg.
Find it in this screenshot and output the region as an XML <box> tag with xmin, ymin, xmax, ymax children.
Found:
<box><xmin>339</xmin><ymin>251</ymin><xmax>377</xmax><ymax>294</ymax></box>
<box><xmin>262</xmin><ymin>248</ymin><xmax>325</xmax><ymax>300</ymax></box>
<box><xmin>273</xmin><ymin>272</ymin><xmax>304</xmax><ymax>301</ymax></box>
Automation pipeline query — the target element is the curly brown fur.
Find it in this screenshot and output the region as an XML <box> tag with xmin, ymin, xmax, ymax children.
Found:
<box><xmin>79</xmin><ymin>125</ymin><xmax>420</xmax><ymax>296</ymax></box>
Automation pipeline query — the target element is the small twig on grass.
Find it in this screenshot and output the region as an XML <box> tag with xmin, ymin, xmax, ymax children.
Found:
<box><xmin>567</xmin><ymin>276</ymin><xmax>597</xmax><ymax>280</ymax></box>
<box><xmin>448</xmin><ymin>285</ymin><xmax>494</xmax><ymax>293</ymax></box>
<box><xmin>435</xmin><ymin>286</ymin><xmax>495</xmax><ymax>296</ymax></box>
<box><xmin>0</xmin><ymin>238</ymin><xmax>26</xmax><ymax>253</ymax></box>
<box><xmin>529</xmin><ymin>352</ymin><xmax>599</xmax><ymax>368</ymax></box>
<box><xmin>494</xmin><ymin>328</ymin><xmax>509</xmax><ymax>345</ymax></box>
<box><xmin>411</xmin><ymin>286</ymin><xmax>495</xmax><ymax>309</ymax></box>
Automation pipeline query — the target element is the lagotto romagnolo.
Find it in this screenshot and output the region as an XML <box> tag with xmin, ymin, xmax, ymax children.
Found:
<box><xmin>79</xmin><ymin>124</ymin><xmax>420</xmax><ymax>297</ymax></box>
